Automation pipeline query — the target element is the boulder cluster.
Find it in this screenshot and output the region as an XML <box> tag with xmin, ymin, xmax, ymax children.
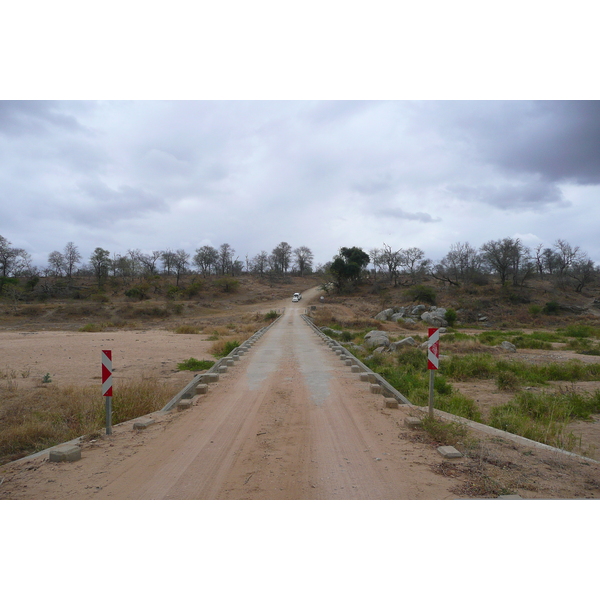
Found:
<box><xmin>374</xmin><ymin>304</ymin><xmax>450</xmax><ymax>327</ymax></box>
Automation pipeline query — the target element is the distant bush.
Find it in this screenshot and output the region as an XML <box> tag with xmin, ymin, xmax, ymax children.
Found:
<box><xmin>124</xmin><ymin>287</ymin><xmax>148</xmax><ymax>301</ymax></box>
<box><xmin>408</xmin><ymin>285</ymin><xmax>436</xmax><ymax>304</ymax></box>
<box><xmin>264</xmin><ymin>310</ymin><xmax>279</xmax><ymax>321</ymax></box>
<box><xmin>216</xmin><ymin>277</ymin><xmax>240</xmax><ymax>293</ymax></box>
<box><xmin>542</xmin><ymin>301</ymin><xmax>560</xmax><ymax>315</ymax></box>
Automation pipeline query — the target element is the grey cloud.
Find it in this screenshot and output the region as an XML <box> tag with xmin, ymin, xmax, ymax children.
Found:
<box><xmin>70</xmin><ymin>180</ymin><xmax>169</xmax><ymax>226</ymax></box>
<box><xmin>378</xmin><ymin>207</ymin><xmax>441</xmax><ymax>223</ymax></box>
<box><xmin>0</xmin><ymin>100</ymin><xmax>88</xmax><ymax>137</ymax></box>
<box><xmin>447</xmin><ymin>180</ymin><xmax>568</xmax><ymax>210</ymax></box>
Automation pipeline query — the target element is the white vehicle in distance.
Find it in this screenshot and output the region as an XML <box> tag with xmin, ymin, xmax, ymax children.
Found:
<box><xmin>292</xmin><ymin>292</ymin><xmax>302</xmax><ymax>302</ymax></box>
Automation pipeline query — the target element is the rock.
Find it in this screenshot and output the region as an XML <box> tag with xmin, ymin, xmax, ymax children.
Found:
<box><xmin>403</xmin><ymin>318</ymin><xmax>416</xmax><ymax>325</ymax></box>
<box><xmin>478</xmin><ymin>316</ymin><xmax>488</xmax><ymax>322</ymax></box>
<box><xmin>390</xmin><ymin>312</ymin><xmax>406</xmax><ymax>322</ymax></box>
<box><xmin>390</xmin><ymin>337</ymin><xmax>416</xmax><ymax>350</ymax></box>
<box><xmin>411</xmin><ymin>305</ymin><xmax>427</xmax><ymax>315</ymax></box>
<box><xmin>373</xmin><ymin>346</ymin><xmax>388</xmax><ymax>354</ymax></box>
<box><xmin>363</xmin><ymin>330</ymin><xmax>390</xmax><ymax>349</ymax></box>
<box><xmin>374</xmin><ymin>308</ymin><xmax>394</xmax><ymax>321</ymax></box>
<box><xmin>500</xmin><ymin>341</ymin><xmax>517</xmax><ymax>352</ymax></box>
<box><xmin>420</xmin><ymin>311</ymin><xmax>448</xmax><ymax>327</ymax></box>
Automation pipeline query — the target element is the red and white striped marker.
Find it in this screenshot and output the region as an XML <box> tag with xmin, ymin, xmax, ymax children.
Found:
<box><xmin>102</xmin><ymin>350</ymin><xmax>113</xmax><ymax>396</ymax></box>
<box><xmin>427</xmin><ymin>328</ymin><xmax>439</xmax><ymax>370</ymax></box>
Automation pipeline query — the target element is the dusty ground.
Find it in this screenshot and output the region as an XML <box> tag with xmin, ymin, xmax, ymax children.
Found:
<box><xmin>2</xmin><ymin>283</ymin><xmax>600</xmax><ymax>499</ymax></box>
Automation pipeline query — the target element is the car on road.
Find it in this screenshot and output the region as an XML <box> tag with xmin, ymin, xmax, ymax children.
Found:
<box><xmin>292</xmin><ymin>292</ymin><xmax>302</xmax><ymax>302</ymax></box>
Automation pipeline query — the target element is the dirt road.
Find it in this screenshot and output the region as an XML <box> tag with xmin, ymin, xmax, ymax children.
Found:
<box><xmin>1</xmin><ymin>290</ymin><xmax>463</xmax><ymax>499</ymax></box>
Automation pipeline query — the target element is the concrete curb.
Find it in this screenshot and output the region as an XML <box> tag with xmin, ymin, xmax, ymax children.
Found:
<box><xmin>301</xmin><ymin>313</ymin><xmax>598</xmax><ymax>464</ymax></box>
<box><xmin>301</xmin><ymin>313</ymin><xmax>412</xmax><ymax>406</ymax></box>
<box><xmin>161</xmin><ymin>308</ymin><xmax>285</xmax><ymax>412</ymax></box>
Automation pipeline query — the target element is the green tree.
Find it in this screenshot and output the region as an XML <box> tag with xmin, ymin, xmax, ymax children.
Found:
<box><xmin>329</xmin><ymin>246</ymin><xmax>370</xmax><ymax>291</ymax></box>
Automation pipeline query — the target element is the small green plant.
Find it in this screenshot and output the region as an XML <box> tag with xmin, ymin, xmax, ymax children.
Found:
<box><xmin>444</xmin><ymin>308</ymin><xmax>457</xmax><ymax>327</ymax></box>
<box><xmin>42</xmin><ymin>373</ymin><xmax>52</xmax><ymax>384</ymax></box>
<box><xmin>264</xmin><ymin>310</ymin><xmax>279</xmax><ymax>321</ymax></box>
<box><xmin>177</xmin><ymin>358</ymin><xmax>215</xmax><ymax>371</ymax></box>
<box><xmin>528</xmin><ymin>305</ymin><xmax>542</xmax><ymax>316</ymax></box>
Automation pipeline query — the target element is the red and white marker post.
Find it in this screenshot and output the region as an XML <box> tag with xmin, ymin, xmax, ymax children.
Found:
<box><xmin>427</xmin><ymin>328</ymin><xmax>440</xmax><ymax>418</ymax></box>
<box><xmin>102</xmin><ymin>350</ymin><xmax>113</xmax><ymax>434</ymax></box>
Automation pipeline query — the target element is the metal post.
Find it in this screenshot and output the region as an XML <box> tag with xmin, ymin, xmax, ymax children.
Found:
<box><xmin>428</xmin><ymin>369</ymin><xmax>434</xmax><ymax>418</ymax></box>
<box><xmin>105</xmin><ymin>396</ymin><xmax>112</xmax><ymax>435</ymax></box>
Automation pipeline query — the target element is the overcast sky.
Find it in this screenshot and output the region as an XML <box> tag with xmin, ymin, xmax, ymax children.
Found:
<box><xmin>1</xmin><ymin>99</ymin><xmax>599</xmax><ymax>270</ymax></box>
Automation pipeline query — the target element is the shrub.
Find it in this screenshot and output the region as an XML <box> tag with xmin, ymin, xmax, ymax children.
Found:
<box><xmin>264</xmin><ymin>310</ymin><xmax>279</xmax><ymax>321</ymax></box>
<box><xmin>177</xmin><ymin>358</ymin><xmax>215</xmax><ymax>371</ymax></box>
<box><xmin>408</xmin><ymin>285</ymin><xmax>436</xmax><ymax>304</ymax></box>
<box><xmin>445</xmin><ymin>308</ymin><xmax>457</xmax><ymax>327</ymax></box>
<box><xmin>174</xmin><ymin>325</ymin><xmax>200</xmax><ymax>334</ymax></box>
<box><xmin>563</xmin><ymin>324</ymin><xmax>597</xmax><ymax>339</ymax></box>
<box><xmin>496</xmin><ymin>371</ymin><xmax>520</xmax><ymax>391</ymax></box>
<box><xmin>528</xmin><ymin>305</ymin><xmax>542</xmax><ymax>316</ymax></box>
<box><xmin>216</xmin><ymin>277</ymin><xmax>240</xmax><ymax>293</ymax></box>
<box><xmin>124</xmin><ymin>287</ymin><xmax>147</xmax><ymax>301</ymax></box>
<box><xmin>542</xmin><ymin>301</ymin><xmax>560</xmax><ymax>315</ymax></box>
<box><xmin>211</xmin><ymin>339</ymin><xmax>240</xmax><ymax>358</ymax></box>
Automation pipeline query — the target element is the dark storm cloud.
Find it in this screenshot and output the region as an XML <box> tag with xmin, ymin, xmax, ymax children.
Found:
<box><xmin>423</xmin><ymin>101</ymin><xmax>600</xmax><ymax>185</ymax></box>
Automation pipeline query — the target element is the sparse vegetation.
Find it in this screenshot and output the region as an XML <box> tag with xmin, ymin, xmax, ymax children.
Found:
<box><xmin>0</xmin><ymin>377</ymin><xmax>181</xmax><ymax>465</ymax></box>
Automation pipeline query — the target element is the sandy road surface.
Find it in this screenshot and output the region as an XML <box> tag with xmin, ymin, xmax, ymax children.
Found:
<box><xmin>1</xmin><ymin>290</ymin><xmax>463</xmax><ymax>499</ymax></box>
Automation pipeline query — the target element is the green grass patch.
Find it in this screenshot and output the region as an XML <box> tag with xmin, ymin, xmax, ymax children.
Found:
<box><xmin>177</xmin><ymin>358</ymin><xmax>215</xmax><ymax>371</ymax></box>
<box><xmin>489</xmin><ymin>388</ymin><xmax>600</xmax><ymax>450</ymax></box>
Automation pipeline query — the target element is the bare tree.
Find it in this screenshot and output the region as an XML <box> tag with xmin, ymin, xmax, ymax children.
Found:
<box><xmin>48</xmin><ymin>250</ymin><xmax>65</xmax><ymax>276</ymax></box>
<box><xmin>251</xmin><ymin>251</ymin><xmax>269</xmax><ymax>276</ymax></box>
<box><xmin>173</xmin><ymin>249</ymin><xmax>190</xmax><ymax>287</ymax></box>
<box><xmin>554</xmin><ymin>239</ymin><xmax>581</xmax><ymax>277</ymax></box>
<box><xmin>271</xmin><ymin>242</ymin><xmax>293</xmax><ymax>274</ymax></box>
<box><xmin>63</xmin><ymin>242</ymin><xmax>82</xmax><ymax>278</ymax></box>
<box><xmin>139</xmin><ymin>250</ymin><xmax>162</xmax><ymax>276</ymax></box>
<box><xmin>399</xmin><ymin>247</ymin><xmax>429</xmax><ymax>284</ymax></box>
<box><xmin>293</xmin><ymin>246</ymin><xmax>314</xmax><ymax>276</ymax></box>
<box><xmin>218</xmin><ymin>243</ymin><xmax>235</xmax><ymax>275</ymax></box>
<box><xmin>432</xmin><ymin>242</ymin><xmax>483</xmax><ymax>286</ymax></box>
<box><xmin>194</xmin><ymin>245</ymin><xmax>219</xmax><ymax>277</ymax></box>
<box><xmin>0</xmin><ymin>235</ymin><xmax>29</xmax><ymax>278</ymax></box>
<box><xmin>161</xmin><ymin>249</ymin><xmax>176</xmax><ymax>275</ymax></box>
<box><xmin>380</xmin><ymin>243</ymin><xmax>402</xmax><ymax>285</ymax></box>
<box><xmin>569</xmin><ymin>256</ymin><xmax>597</xmax><ymax>292</ymax></box>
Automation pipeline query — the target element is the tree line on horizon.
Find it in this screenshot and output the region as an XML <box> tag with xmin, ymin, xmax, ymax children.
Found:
<box><xmin>0</xmin><ymin>233</ymin><xmax>597</xmax><ymax>296</ymax></box>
